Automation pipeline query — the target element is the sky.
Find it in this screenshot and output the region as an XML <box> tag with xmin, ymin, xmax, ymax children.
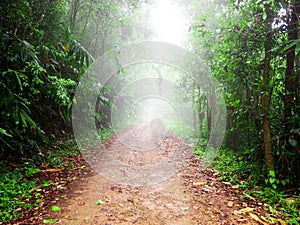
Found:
<box><xmin>147</xmin><ymin>0</ymin><xmax>189</xmax><ymax>45</ymax></box>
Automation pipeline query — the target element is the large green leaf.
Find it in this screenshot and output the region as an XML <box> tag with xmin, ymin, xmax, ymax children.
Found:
<box><xmin>283</xmin><ymin>40</ymin><xmax>298</xmax><ymax>52</ymax></box>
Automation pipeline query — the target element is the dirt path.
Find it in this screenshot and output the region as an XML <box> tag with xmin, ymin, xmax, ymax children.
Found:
<box><xmin>29</xmin><ymin>123</ymin><xmax>264</xmax><ymax>224</ymax></box>
<box><xmin>47</xmin><ymin>166</ymin><xmax>262</xmax><ymax>225</ymax></box>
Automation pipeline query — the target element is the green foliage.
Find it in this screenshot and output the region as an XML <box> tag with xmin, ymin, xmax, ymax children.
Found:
<box><xmin>51</xmin><ymin>205</ymin><xmax>61</xmax><ymax>212</ymax></box>
<box><xmin>0</xmin><ymin>138</ymin><xmax>79</xmax><ymax>222</ymax></box>
<box><xmin>194</xmin><ymin>147</ymin><xmax>205</xmax><ymax>157</ymax></box>
<box><xmin>0</xmin><ymin>164</ymin><xmax>38</xmax><ymax>222</ymax></box>
<box><xmin>194</xmin><ymin>139</ymin><xmax>208</xmax><ymax>156</ymax></box>
<box><xmin>0</xmin><ymin>0</ymin><xmax>94</xmax><ymax>158</ymax></box>
<box><xmin>67</xmin><ymin>0</ymin><xmax>148</xmax><ymax>57</ymax></box>
<box><xmin>26</xmin><ymin>167</ymin><xmax>41</xmax><ymax>177</ymax></box>
<box><xmin>264</xmin><ymin>170</ymin><xmax>291</xmax><ymax>190</ymax></box>
<box><xmin>95</xmin><ymin>199</ymin><xmax>105</xmax><ymax>205</ymax></box>
<box><xmin>166</xmin><ymin>120</ymin><xmax>196</xmax><ymax>142</ymax></box>
<box><xmin>42</xmin><ymin>140</ymin><xmax>79</xmax><ymax>169</ymax></box>
<box><xmin>289</xmin><ymin>128</ymin><xmax>300</xmax><ymax>148</ymax></box>
<box><xmin>190</xmin><ymin>0</ymin><xmax>300</xmax><ymax>186</ymax></box>
<box><xmin>43</xmin><ymin>219</ymin><xmax>59</xmax><ymax>224</ymax></box>
<box><xmin>210</xmin><ymin>148</ymin><xmax>300</xmax><ymax>224</ymax></box>
<box><xmin>213</xmin><ymin>149</ymin><xmax>262</xmax><ymax>187</ymax></box>
<box><xmin>98</xmin><ymin>127</ymin><xmax>114</xmax><ymax>142</ymax></box>
<box><xmin>252</xmin><ymin>187</ymin><xmax>300</xmax><ymax>225</ymax></box>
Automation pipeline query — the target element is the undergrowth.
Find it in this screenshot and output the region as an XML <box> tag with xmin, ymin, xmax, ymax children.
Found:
<box><xmin>194</xmin><ymin>148</ymin><xmax>300</xmax><ymax>224</ymax></box>
<box><xmin>0</xmin><ymin>165</ymin><xmax>38</xmax><ymax>222</ymax></box>
<box><xmin>0</xmin><ymin>127</ymin><xmax>115</xmax><ymax>223</ymax></box>
<box><xmin>166</xmin><ymin>120</ymin><xmax>199</xmax><ymax>143</ymax></box>
<box><xmin>98</xmin><ymin>127</ymin><xmax>114</xmax><ymax>142</ymax></box>
<box><xmin>0</xmin><ymin>138</ymin><xmax>79</xmax><ymax>223</ymax></box>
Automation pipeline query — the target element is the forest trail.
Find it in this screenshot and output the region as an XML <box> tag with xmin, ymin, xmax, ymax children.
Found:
<box><xmin>33</xmin><ymin>123</ymin><xmax>262</xmax><ymax>224</ymax></box>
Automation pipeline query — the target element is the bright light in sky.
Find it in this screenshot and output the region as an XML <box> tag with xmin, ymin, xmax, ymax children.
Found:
<box><xmin>148</xmin><ymin>0</ymin><xmax>188</xmax><ymax>45</ymax></box>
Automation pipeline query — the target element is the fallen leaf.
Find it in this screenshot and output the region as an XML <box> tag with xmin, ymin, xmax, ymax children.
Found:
<box><xmin>77</xmin><ymin>200</ymin><xmax>85</xmax><ymax>206</ymax></box>
<box><xmin>202</xmin><ymin>187</ymin><xmax>212</xmax><ymax>192</ymax></box>
<box><xmin>283</xmin><ymin>197</ymin><xmax>297</xmax><ymax>204</ymax></box>
<box><xmin>181</xmin><ymin>206</ymin><xmax>189</xmax><ymax>211</ymax></box>
<box><xmin>56</xmin><ymin>185</ymin><xmax>64</xmax><ymax>190</ymax></box>
<box><xmin>249</xmin><ymin>213</ymin><xmax>269</xmax><ymax>225</ymax></box>
<box><xmin>227</xmin><ymin>201</ymin><xmax>234</xmax><ymax>207</ymax></box>
<box><xmin>242</xmin><ymin>192</ymin><xmax>256</xmax><ymax>201</ymax></box>
<box><xmin>193</xmin><ymin>181</ymin><xmax>207</xmax><ymax>186</ymax></box>
<box><xmin>213</xmin><ymin>172</ymin><xmax>219</xmax><ymax>176</ymax></box>
<box><xmin>41</xmin><ymin>168</ymin><xmax>62</xmax><ymax>173</ymax></box>
<box><xmin>234</xmin><ymin>207</ymin><xmax>254</xmax><ymax>215</ymax></box>
<box><xmin>278</xmin><ymin>218</ymin><xmax>287</xmax><ymax>225</ymax></box>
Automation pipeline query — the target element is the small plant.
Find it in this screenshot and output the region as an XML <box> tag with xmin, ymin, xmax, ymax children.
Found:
<box><xmin>98</xmin><ymin>127</ymin><xmax>113</xmax><ymax>142</ymax></box>
<box><xmin>0</xmin><ymin>137</ymin><xmax>81</xmax><ymax>223</ymax></box>
<box><xmin>209</xmin><ymin>148</ymin><xmax>300</xmax><ymax>224</ymax></box>
<box><xmin>194</xmin><ymin>147</ymin><xmax>205</xmax><ymax>157</ymax></box>
<box><xmin>26</xmin><ymin>167</ymin><xmax>41</xmax><ymax>177</ymax></box>
<box><xmin>0</xmin><ymin>164</ymin><xmax>38</xmax><ymax>222</ymax></box>
<box><xmin>212</xmin><ymin>148</ymin><xmax>260</xmax><ymax>186</ymax></box>
<box><xmin>43</xmin><ymin>219</ymin><xmax>59</xmax><ymax>224</ymax></box>
<box><xmin>165</xmin><ymin>120</ymin><xmax>195</xmax><ymax>141</ymax></box>
<box><xmin>51</xmin><ymin>205</ymin><xmax>61</xmax><ymax>212</ymax></box>
<box><xmin>96</xmin><ymin>199</ymin><xmax>105</xmax><ymax>205</ymax></box>
<box><xmin>265</xmin><ymin>170</ymin><xmax>278</xmax><ymax>190</ymax></box>
<box><xmin>264</xmin><ymin>170</ymin><xmax>291</xmax><ymax>190</ymax></box>
<box><xmin>252</xmin><ymin>187</ymin><xmax>300</xmax><ymax>224</ymax></box>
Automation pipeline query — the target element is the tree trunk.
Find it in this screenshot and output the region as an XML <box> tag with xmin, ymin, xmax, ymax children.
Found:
<box><xmin>283</xmin><ymin>2</ymin><xmax>297</xmax><ymax>178</ymax></box>
<box><xmin>192</xmin><ymin>84</ymin><xmax>197</xmax><ymax>136</ymax></box>
<box><xmin>197</xmin><ymin>85</ymin><xmax>204</xmax><ymax>132</ymax></box>
<box><xmin>284</xmin><ymin>3</ymin><xmax>298</xmax><ymax>133</ymax></box>
<box><xmin>261</xmin><ymin>4</ymin><xmax>274</xmax><ymax>172</ymax></box>
<box><xmin>70</xmin><ymin>0</ymin><xmax>79</xmax><ymax>31</ymax></box>
<box><xmin>81</xmin><ymin>3</ymin><xmax>93</xmax><ymax>37</ymax></box>
<box><xmin>208</xmin><ymin>86</ymin><xmax>216</xmax><ymax>146</ymax></box>
<box><xmin>297</xmin><ymin>58</ymin><xmax>300</xmax><ymax>116</ymax></box>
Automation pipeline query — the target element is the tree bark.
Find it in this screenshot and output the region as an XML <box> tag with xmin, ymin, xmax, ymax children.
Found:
<box><xmin>208</xmin><ymin>86</ymin><xmax>216</xmax><ymax>146</ymax></box>
<box><xmin>261</xmin><ymin>4</ymin><xmax>274</xmax><ymax>172</ymax></box>
<box><xmin>70</xmin><ymin>0</ymin><xmax>79</xmax><ymax>31</ymax></box>
<box><xmin>192</xmin><ymin>84</ymin><xmax>197</xmax><ymax>136</ymax></box>
<box><xmin>284</xmin><ymin>3</ymin><xmax>298</xmax><ymax>133</ymax></box>
<box><xmin>81</xmin><ymin>2</ymin><xmax>93</xmax><ymax>37</ymax></box>
<box><xmin>197</xmin><ymin>85</ymin><xmax>204</xmax><ymax>132</ymax></box>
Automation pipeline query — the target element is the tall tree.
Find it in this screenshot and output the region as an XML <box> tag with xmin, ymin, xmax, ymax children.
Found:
<box><xmin>261</xmin><ymin>3</ymin><xmax>274</xmax><ymax>172</ymax></box>
<box><xmin>284</xmin><ymin>1</ymin><xmax>298</xmax><ymax>132</ymax></box>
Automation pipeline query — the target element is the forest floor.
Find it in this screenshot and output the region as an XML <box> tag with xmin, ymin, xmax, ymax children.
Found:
<box><xmin>9</xmin><ymin>123</ymin><xmax>269</xmax><ymax>225</ymax></box>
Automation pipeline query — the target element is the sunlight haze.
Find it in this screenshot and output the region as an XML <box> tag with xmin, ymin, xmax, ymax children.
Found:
<box><xmin>148</xmin><ymin>0</ymin><xmax>189</xmax><ymax>45</ymax></box>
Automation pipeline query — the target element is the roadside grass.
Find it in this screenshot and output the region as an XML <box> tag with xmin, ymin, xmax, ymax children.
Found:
<box><xmin>165</xmin><ymin>120</ymin><xmax>200</xmax><ymax>144</ymax></box>
<box><xmin>0</xmin><ymin>128</ymin><xmax>116</xmax><ymax>223</ymax></box>
<box><xmin>0</xmin><ymin>139</ymin><xmax>79</xmax><ymax>223</ymax></box>
<box><xmin>98</xmin><ymin>127</ymin><xmax>114</xmax><ymax>142</ymax></box>
<box><xmin>195</xmin><ymin>148</ymin><xmax>300</xmax><ymax>225</ymax></box>
<box><xmin>0</xmin><ymin>164</ymin><xmax>38</xmax><ymax>222</ymax></box>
